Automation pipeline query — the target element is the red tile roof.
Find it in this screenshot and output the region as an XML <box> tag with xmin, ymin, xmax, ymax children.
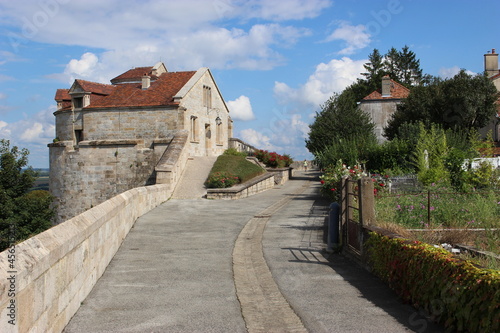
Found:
<box><xmin>89</xmin><ymin>71</ymin><xmax>196</xmax><ymax>108</ymax></box>
<box><xmin>75</xmin><ymin>80</ymin><xmax>115</xmax><ymax>95</ymax></box>
<box><xmin>110</xmin><ymin>66</ymin><xmax>158</xmax><ymax>84</ymax></box>
<box><xmin>362</xmin><ymin>80</ymin><xmax>410</xmax><ymax>100</ymax></box>
<box><xmin>55</xmin><ymin>89</ymin><xmax>71</xmax><ymax>101</ymax></box>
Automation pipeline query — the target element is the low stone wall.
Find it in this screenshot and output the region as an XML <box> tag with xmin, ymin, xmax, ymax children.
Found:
<box><xmin>206</xmin><ymin>173</ymin><xmax>275</xmax><ymax>200</ymax></box>
<box><xmin>0</xmin><ymin>184</ymin><xmax>172</xmax><ymax>333</ymax></box>
<box><xmin>266</xmin><ymin>167</ymin><xmax>291</xmax><ymax>185</ymax></box>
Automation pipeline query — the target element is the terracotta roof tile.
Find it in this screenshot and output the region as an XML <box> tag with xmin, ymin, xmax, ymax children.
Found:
<box><xmin>88</xmin><ymin>71</ymin><xmax>196</xmax><ymax>108</ymax></box>
<box><xmin>55</xmin><ymin>89</ymin><xmax>71</xmax><ymax>101</ymax></box>
<box><xmin>362</xmin><ymin>80</ymin><xmax>410</xmax><ymax>100</ymax></box>
<box><xmin>110</xmin><ymin>66</ymin><xmax>157</xmax><ymax>84</ymax></box>
<box><xmin>74</xmin><ymin>79</ymin><xmax>115</xmax><ymax>95</ymax></box>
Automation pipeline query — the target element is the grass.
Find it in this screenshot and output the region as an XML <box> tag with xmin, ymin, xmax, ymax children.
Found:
<box><xmin>374</xmin><ymin>188</ymin><xmax>500</xmax><ymax>269</ymax></box>
<box><xmin>207</xmin><ymin>155</ymin><xmax>266</xmax><ymax>185</ymax></box>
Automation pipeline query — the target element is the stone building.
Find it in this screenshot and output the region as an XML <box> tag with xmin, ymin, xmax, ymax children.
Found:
<box><xmin>481</xmin><ymin>48</ymin><xmax>500</xmax><ymax>144</ymax></box>
<box><xmin>359</xmin><ymin>75</ymin><xmax>410</xmax><ymax>143</ymax></box>
<box><xmin>49</xmin><ymin>62</ymin><xmax>232</xmax><ymax>223</ymax></box>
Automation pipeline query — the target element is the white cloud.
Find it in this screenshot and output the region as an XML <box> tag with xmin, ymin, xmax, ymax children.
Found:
<box><xmin>227</xmin><ymin>95</ymin><xmax>255</xmax><ymax>121</ymax></box>
<box><xmin>438</xmin><ymin>66</ymin><xmax>476</xmax><ymax>79</ymax></box>
<box><xmin>274</xmin><ymin>57</ymin><xmax>366</xmax><ymax>108</ymax></box>
<box><xmin>0</xmin><ymin>106</ymin><xmax>55</xmax><ymax>144</ymax></box>
<box><xmin>1</xmin><ymin>1</ymin><xmax>319</xmax><ymax>80</ymax></box>
<box><xmin>0</xmin><ymin>93</ymin><xmax>7</xmax><ymax>100</ymax></box>
<box><xmin>0</xmin><ymin>74</ymin><xmax>15</xmax><ymax>82</ymax></box>
<box><xmin>240</xmin><ymin>128</ymin><xmax>276</xmax><ymax>151</ymax></box>
<box><xmin>325</xmin><ymin>21</ymin><xmax>371</xmax><ymax>55</ymax></box>
<box><xmin>0</xmin><ymin>120</ymin><xmax>11</xmax><ymax>139</ymax></box>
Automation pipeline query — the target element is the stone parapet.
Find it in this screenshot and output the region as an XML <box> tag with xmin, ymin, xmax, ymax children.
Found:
<box><xmin>155</xmin><ymin>130</ymin><xmax>189</xmax><ymax>186</ymax></box>
<box><xmin>266</xmin><ymin>167</ymin><xmax>291</xmax><ymax>185</ymax></box>
<box><xmin>0</xmin><ymin>184</ymin><xmax>172</xmax><ymax>333</ymax></box>
<box><xmin>206</xmin><ymin>173</ymin><xmax>275</xmax><ymax>200</ymax></box>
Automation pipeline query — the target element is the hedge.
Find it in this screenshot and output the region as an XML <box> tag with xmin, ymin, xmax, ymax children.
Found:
<box><xmin>366</xmin><ymin>233</ymin><xmax>500</xmax><ymax>332</ymax></box>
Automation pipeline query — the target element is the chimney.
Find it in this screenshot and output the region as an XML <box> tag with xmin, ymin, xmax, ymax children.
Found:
<box><xmin>142</xmin><ymin>74</ymin><xmax>150</xmax><ymax>90</ymax></box>
<box><xmin>484</xmin><ymin>48</ymin><xmax>499</xmax><ymax>77</ymax></box>
<box><xmin>381</xmin><ymin>75</ymin><xmax>391</xmax><ymax>97</ymax></box>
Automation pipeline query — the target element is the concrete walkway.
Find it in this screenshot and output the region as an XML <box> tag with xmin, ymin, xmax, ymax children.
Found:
<box><xmin>63</xmin><ymin>171</ymin><xmax>443</xmax><ymax>333</ymax></box>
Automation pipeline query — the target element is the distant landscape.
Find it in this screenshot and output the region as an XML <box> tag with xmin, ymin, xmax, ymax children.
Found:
<box><xmin>32</xmin><ymin>168</ymin><xmax>50</xmax><ymax>191</ymax></box>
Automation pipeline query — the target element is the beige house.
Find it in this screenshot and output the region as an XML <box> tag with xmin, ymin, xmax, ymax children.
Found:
<box><xmin>49</xmin><ymin>62</ymin><xmax>232</xmax><ymax>223</ymax></box>
<box><xmin>359</xmin><ymin>75</ymin><xmax>410</xmax><ymax>143</ymax></box>
<box><xmin>481</xmin><ymin>48</ymin><xmax>500</xmax><ymax>146</ymax></box>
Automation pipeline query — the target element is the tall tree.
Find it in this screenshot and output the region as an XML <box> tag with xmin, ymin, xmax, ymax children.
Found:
<box><xmin>363</xmin><ymin>46</ymin><xmax>424</xmax><ymax>88</ymax></box>
<box><xmin>306</xmin><ymin>83</ymin><xmax>377</xmax><ymax>166</ymax></box>
<box><xmin>362</xmin><ymin>48</ymin><xmax>385</xmax><ymax>90</ymax></box>
<box><xmin>0</xmin><ymin>139</ymin><xmax>53</xmax><ymax>251</ymax></box>
<box><xmin>384</xmin><ymin>71</ymin><xmax>499</xmax><ymax>140</ymax></box>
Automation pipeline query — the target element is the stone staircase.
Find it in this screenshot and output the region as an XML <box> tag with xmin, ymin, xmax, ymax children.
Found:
<box><xmin>171</xmin><ymin>156</ymin><xmax>218</xmax><ymax>199</ymax></box>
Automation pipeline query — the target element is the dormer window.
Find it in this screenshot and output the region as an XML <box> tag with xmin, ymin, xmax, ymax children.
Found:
<box><xmin>73</xmin><ymin>97</ymin><xmax>83</xmax><ymax>109</ymax></box>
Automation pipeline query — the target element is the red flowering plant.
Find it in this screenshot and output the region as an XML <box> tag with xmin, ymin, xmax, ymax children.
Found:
<box><xmin>205</xmin><ymin>172</ymin><xmax>240</xmax><ymax>188</ymax></box>
<box><xmin>255</xmin><ymin>150</ymin><xmax>293</xmax><ymax>168</ymax></box>
<box><xmin>319</xmin><ymin>160</ymin><xmax>367</xmax><ymax>201</ymax></box>
<box><xmin>370</xmin><ymin>173</ymin><xmax>392</xmax><ymax>195</ymax></box>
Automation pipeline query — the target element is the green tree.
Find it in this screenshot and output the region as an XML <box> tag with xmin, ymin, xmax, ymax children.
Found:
<box><xmin>362</xmin><ymin>48</ymin><xmax>385</xmax><ymax>90</ymax></box>
<box><xmin>306</xmin><ymin>84</ymin><xmax>377</xmax><ymax>167</ymax></box>
<box><xmin>0</xmin><ymin>139</ymin><xmax>54</xmax><ymax>251</ymax></box>
<box><xmin>385</xmin><ymin>71</ymin><xmax>499</xmax><ymax>140</ymax></box>
<box><xmin>363</xmin><ymin>46</ymin><xmax>424</xmax><ymax>88</ymax></box>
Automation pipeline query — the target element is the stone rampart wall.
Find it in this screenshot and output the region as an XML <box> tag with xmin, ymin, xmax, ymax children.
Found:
<box><xmin>49</xmin><ymin>139</ymin><xmax>170</xmax><ymax>223</ymax></box>
<box><xmin>0</xmin><ymin>184</ymin><xmax>172</xmax><ymax>333</ymax></box>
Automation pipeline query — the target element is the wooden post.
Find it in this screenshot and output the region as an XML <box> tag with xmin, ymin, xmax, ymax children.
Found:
<box><xmin>358</xmin><ymin>177</ymin><xmax>375</xmax><ymax>226</ymax></box>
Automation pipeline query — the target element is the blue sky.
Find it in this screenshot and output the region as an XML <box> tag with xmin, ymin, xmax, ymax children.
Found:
<box><xmin>0</xmin><ymin>0</ymin><xmax>498</xmax><ymax>168</ymax></box>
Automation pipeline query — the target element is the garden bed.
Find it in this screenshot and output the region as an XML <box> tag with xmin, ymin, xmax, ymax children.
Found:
<box><xmin>374</xmin><ymin>188</ymin><xmax>500</xmax><ymax>269</ymax></box>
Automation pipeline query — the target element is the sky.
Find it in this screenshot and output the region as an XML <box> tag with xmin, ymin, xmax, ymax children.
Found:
<box><xmin>0</xmin><ymin>0</ymin><xmax>499</xmax><ymax>168</ymax></box>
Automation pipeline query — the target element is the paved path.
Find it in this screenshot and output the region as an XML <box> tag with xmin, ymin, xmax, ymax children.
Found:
<box><xmin>63</xmin><ymin>171</ymin><xmax>443</xmax><ymax>333</ymax></box>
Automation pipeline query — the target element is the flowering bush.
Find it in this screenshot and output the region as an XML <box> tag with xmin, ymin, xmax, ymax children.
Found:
<box><xmin>319</xmin><ymin>160</ymin><xmax>369</xmax><ymax>201</ymax></box>
<box><xmin>370</xmin><ymin>173</ymin><xmax>391</xmax><ymax>195</ymax></box>
<box><xmin>255</xmin><ymin>150</ymin><xmax>293</xmax><ymax>168</ymax></box>
<box><xmin>205</xmin><ymin>172</ymin><xmax>240</xmax><ymax>188</ymax></box>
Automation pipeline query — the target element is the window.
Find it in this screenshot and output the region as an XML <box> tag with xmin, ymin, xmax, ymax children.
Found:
<box><xmin>73</xmin><ymin>97</ymin><xmax>83</xmax><ymax>109</ymax></box>
<box><xmin>203</xmin><ymin>85</ymin><xmax>212</xmax><ymax>109</ymax></box>
<box><xmin>74</xmin><ymin>130</ymin><xmax>83</xmax><ymax>144</ymax></box>
<box><xmin>190</xmin><ymin>116</ymin><xmax>198</xmax><ymax>142</ymax></box>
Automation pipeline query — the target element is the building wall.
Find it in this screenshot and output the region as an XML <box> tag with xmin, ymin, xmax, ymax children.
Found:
<box><xmin>180</xmin><ymin>70</ymin><xmax>230</xmax><ymax>156</ymax></box>
<box><xmin>360</xmin><ymin>99</ymin><xmax>402</xmax><ymax>143</ymax></box>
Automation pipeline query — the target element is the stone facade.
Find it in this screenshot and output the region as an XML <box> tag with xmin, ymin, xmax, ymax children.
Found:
<box><xmin>50</xmin><ymin>63</ymin><xmax>232</xmax><ymax>223</ymax></box>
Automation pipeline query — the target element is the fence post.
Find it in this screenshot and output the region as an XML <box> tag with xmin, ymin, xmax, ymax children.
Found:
<box><xmin>341</xmin><ymin>176</ymin><xmax>349</xmax><ymax>246</ymax></box>
<box><xmin>359</xmin><ymin>177</ymin><xmax>375</xmax><ymax>226</ymax></box>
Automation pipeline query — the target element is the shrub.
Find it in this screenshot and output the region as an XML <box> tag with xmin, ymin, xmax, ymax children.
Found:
<box><xmin>255</xmin><ymin>150</ymin><xmax>293</xmax><ymax>168</ymax></box>
<box><xmin>367</xmin><ymin>233</ymin><xmax>500</xmax><ymax>332</ymax></box>
<box><xmin>319</xmin><ymin>160</ymin><xmax>389</xmax><ymax>201</ymax></box>
<box><xmin>205</xmin><ymin>172</ymin><xmax>239</xmax><ymax>188</ymax></box>
<box><xmin>223</xmin><ymin>148</ymin><xmax>247</xmax><ymax>157</ymax></box>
